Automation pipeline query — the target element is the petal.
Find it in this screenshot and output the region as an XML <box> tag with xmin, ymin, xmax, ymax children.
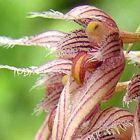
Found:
<box><xmin>28</xmin><ymin>9</ymin><xmax>68</xmax><ymax>19</ymax></box>
<box><xmin>123</xmin><ymin>74</ymin><xmax>140</xmax><ymax>139</ymax></box>
<box><xmin>35</xmin><ymin>108</ymin><xmax>55</xmax><ymax>140</ymax></box>
<box><xmin>0</xmin><ymin>58</ymin><xmax>72</xmax><ymax>76</ymax></box>
<box><xmin>124</xmin><ymin>74</ymin><xmax>140</xmax><ymax>103</ymax></box>
<box><xmin>52</xmin><ymin>76</ymin><xmax>71</xmax><ymax>140</ymax></box>
<box><xmin>35</xmin><ymin>116</ymin><xmax>51</xmax><ymax>140</ymax></box>
<box><xmin>32</xmin><ymin>73</ymin><xmax>64</xmax><ymax>89</ymax></box>
<box><xmin>56</xmin><ymin>29</ymin><xmax>97</xmax><ymax>59</ymax></box>
<box><xmin>62</xmin><ymin>53</ymin><xmax>125</xmax><ymax>140</ymax></box>
<box><xmin>57</xmin><ymin>23</ymin><xmax>121</xmax><ymax>60</ymax></box>
<box><xmin>0</xmin><ymin>30</ymin><xmax>66</xmax><ymax>50</ymax></box>
<box><xmin>28</xmin><ymin>5</ymin><xmax>117</xmax><ymax>28</ymax></box>
<box><xmin>75</xmin><ymin>104</ymin><xmax>100</xmax><ymax>137</ymax></box>
<box><xmin>131</xmin><ymin>103</ymin><xmax>140</xmax><ymax>140</ymax></box>
<box><xmin>27</xmin><ymin>30</ymin><xmax>66</xmax><ymax>48</ymax></box>
<box><xmin>35</xmin><ymin>83</ymin><xmax>63</xmax><ymax>113</ymax></box>
<box><xmin>66</xmin><ymin>5</ymin><xmax>118</xmax><ymax>28</ymax></box>
<box><xmin>31</xmin><ymin>58</ymin><xmax>72</xmax><ymax>76</ymax></box>
<box><xmin>80</xmin><ymin>107</ymin><xmax>133</xmax><ymax>140</ymax></box>
<box><xmin>34</xmin><ymin>73</ymin><xmax>64</xmax><ymax>113</ymax></box>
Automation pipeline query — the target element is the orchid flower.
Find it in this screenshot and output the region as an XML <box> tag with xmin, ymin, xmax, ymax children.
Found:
<box><xmin>123</xmin><ymin>74</ymin><xmax>140</xmax><ymax>140</ymax></box>
<box><xmin>0</xmin><ymin>5</ymin><xmax>140</xmax><ymax>140</ymax></box>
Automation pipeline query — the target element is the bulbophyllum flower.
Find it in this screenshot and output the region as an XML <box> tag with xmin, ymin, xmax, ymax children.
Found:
<box><xmin>0</xmin><ymin>5</ymin><xmax>140</xmax><ymax>140</ymax></box>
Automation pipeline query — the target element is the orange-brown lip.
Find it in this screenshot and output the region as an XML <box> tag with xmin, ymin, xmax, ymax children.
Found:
<box><xmin>72</xmin><ymin>52</ymin><xmax>102</xmax><ymax>84</ymax></box>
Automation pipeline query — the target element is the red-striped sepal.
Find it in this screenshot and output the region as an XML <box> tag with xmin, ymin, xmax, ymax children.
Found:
<box><xmin>79</xmin><ymin>107</ymin><xmax>133</xmax><ymax>140</ymax></box>
<box><xmin>132</xmin><ymin>103</ymin><xmax>140</xmax><ymax>140</ymax></box>
<box><xmin>35</xmin><ymin>108</ymin><xmax>56</xmax><ymax>140</ymax></box>
<box><xmin>34</xmin><ymin>74</ymin><xmax>64</xmax><ymax>113</ymax></box>
<box><xmin>124</xmin><ymin>74</ymin><xmax>140</xmax><ymax>104</ymax></box>
<box><xmin>62</xmin><ymin>53</ymin><xmax>125</xmax><ymax>140</ymax></box>
<box><xmin>123</xmin><ymin>74</ymin><xmax>140</xmax><ymax>140</ymax></box>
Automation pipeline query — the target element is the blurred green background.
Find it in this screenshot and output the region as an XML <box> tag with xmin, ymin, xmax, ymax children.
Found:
<box><xmin>0</xmin><ymin>0</ymin><xmax>140</xmax><ymax>140</ymax></box>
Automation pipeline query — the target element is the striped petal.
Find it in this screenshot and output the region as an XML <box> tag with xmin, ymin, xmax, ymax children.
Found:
<box><xmin>57</xmin><ymin>27</ymin><xmax>119</xmax><ymax>60</ymax></box>
<box><xmin>67</xmin><ymin>5</ymin><xmax>118</xmax><ymax>28</ymax></box>
<box><xmin>0</xmin><ymin>58</ymin><xmax>72</xmax><ymax>76</ymax></box>
<box><xmin>35</xmin><ymin>108</ymin><xmax>55</xmax><ymax>140</ymax></box>
<box><xmin>52</xmin><ymin>76</ymin><xmax>71</xmax><ymax>140</ymax></box>
<box><xmin>123</xmin><ymin>74</ymin><xmax>140</xmax><ymax>104</ymax></box>
<box><xmin>56</xmin><ymin>29</ymin><xmax>97</xmax><ymax>59</ymax></box>
<box><xmin>34</xmin><ymin>73</ymin><xmax>64</xmax><ymax>113</ymax></box>
<box><xmin>0</xmin><ymin>30</ymin><xmax>66</xmax><ymax>50</ymax></box>
<box><xmin>35</xmin><ymin>115</ymin><xmax>51</xmax><ymax>140</ymax></box>
<box><xmin>32</xmin><ymin>73</ymin><xmax>64</xmax><ymax>89</ymax></box>
<box><xmin>27</xmin><ymin>30</ymin><xmax>66</xmax><ymax>48</ymax></box>
<box><xmin>123</xmin><ymin>74</ymin><xmax>140</xmax><ymax>139</ymax></box>
<box><xmin>35</xmin><ymin>83</ymin><xmax>63</xmax><ymax>113</ymax></box>
<box><xmin>28</xmin><ymin>9</ymin><xmax>69</xmax><ymax>19</ymax></box>
<box><xmin>62</xmin><ymin>52</ymin><xmax>125</xmax><ymax>140</ymax></box>
<box><xmin>57</xmin><ymin>21</ymin><xmax>121</xmax><ymax>60</ymax></box>
<box><xmin>132</xmin><ymin>103</ymin><xmax>140</xmax><ymax>140</ymax></box>
<box><xmin>60</xmin><ymin>19</ymin><xmax>125</xmax><ymax>139</ymax></box>
<box><xmin>29</xmin><ymin>5</ymin><xmax>117</xmax><ymax>29</ymax></box>
<box><xmin>80</xmin><ymin>107</ymin><xmax>133</xmax><ymax>140</ymax></box>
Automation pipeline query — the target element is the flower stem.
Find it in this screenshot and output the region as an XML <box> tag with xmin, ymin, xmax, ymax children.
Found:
<box><xmin>120</xmin><ymin>31</ymin><xmax>140</xmax><ymax>43</ymax></box>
